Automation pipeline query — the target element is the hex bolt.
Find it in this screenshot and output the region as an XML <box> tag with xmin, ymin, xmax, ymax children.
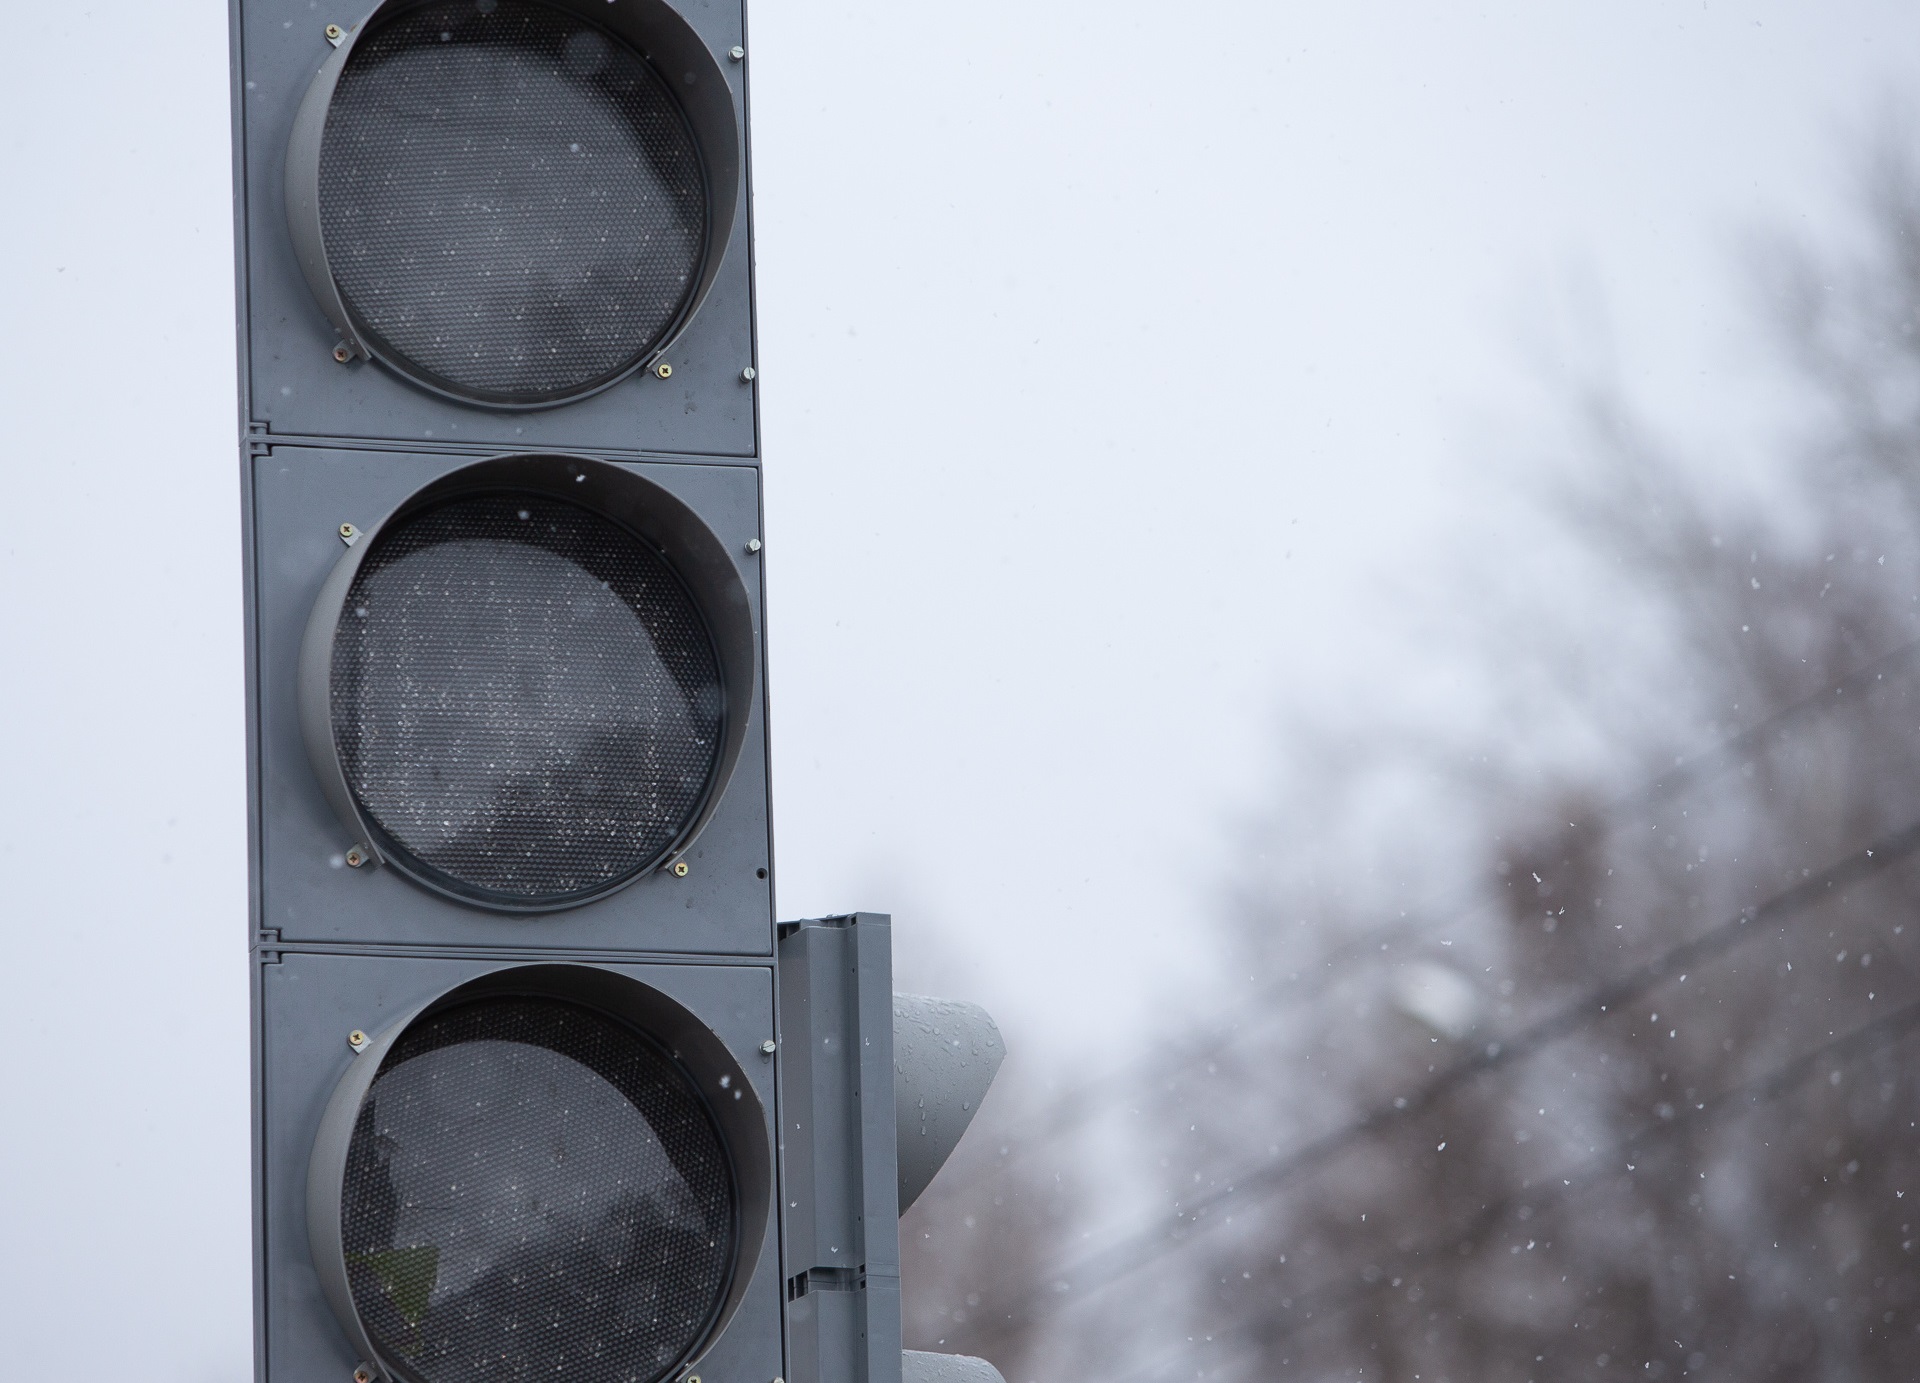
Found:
<box><xmin>746</xmin><ymin>538</ymin><xmax>762</xmax><ymax>554</ymax></box>
<box><xmin>760</xmin><ymin>1039</ymin><xmax>777</xmax><ymax>1055</ymax></box>
<box><xmin>338</xmin><ymin>522</ymin><xmax>360</xmax><ymax>546</ymax></box>
<box><xmin>671</xmin><ymin>860</ymin><xmax>690</xmax><ymax>878</ymax></box>
<box><xmin>325</xmin><ymin>23</ymin><xmax>345</xmax><ymax>42</ymax></box>
<box><xmin>740</xmin><ymin>365</ymin><xmax>756</xmax><ymax>382</ymax></box>
<box><xmin>729</xmin><ymin>46</ymin><xmax>744</xmax><ymax>60</ymax></box>
<box><xmin>347</xmin><ymin>1030</ymin><xmax>370</xmax><ymax>1053</ymax></box>
<box><xmin>654</xmin><ymin>361</ymin><xmax>673</xmax><ymax>379</ymax></box>
<box><xmin>344</xmin><ymin>845</ymin><xmax>369</xmax><ymax>869</ymax></box>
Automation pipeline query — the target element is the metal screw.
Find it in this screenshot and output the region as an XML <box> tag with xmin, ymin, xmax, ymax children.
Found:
<box><xmin>740</xmin><ymin>365</ymin><xmax>756</xmax><ymax>382</ymax></box>
<box><xmin>348</xmin><ymin>1030</ymin><xmax>370</xmax><ymax>1053</ymax></box>
<box><xmin>760</xmin><ymin>1039</ymin><xmax>777</xmax><ymax>1055</ymax></box>
<box><xmin>729</xmin><ymin>46</ymin><xmax>744</xmax><ymax>60</ymax></box>
<box><xmin>671</xmin><ymin>860</ymin><xmax>690</xmax><ymax>878</ymax></box>
<box><xmin>654</xmin><ymin>361</ymin><xmax>673</xmax><ymax>379</ymax></box>
<box><xmin>332</xmin><ymin>342</ymin><xmax>353</xmax><ymax>363</ymax></box>
<box><xmin>338</xmin><ymin>522</ymin><xmax>360</xmax><ymax>546</ymax></box>
<box><xmin>325</xmin><ymin>23</ymin><xmax>345</xmax><ymax>42</ymax></box>
<box><xmin>745</xmin><ymin>538</ymin><xmax>762</xmax><ymax>554</ymax></box>
<box><xmin>345</xmin><ymin>845</ymin><xmax>369</xmax><ymax>869</ymax></box>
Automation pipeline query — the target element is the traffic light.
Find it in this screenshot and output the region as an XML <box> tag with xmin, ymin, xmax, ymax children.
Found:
<box><xmin>231</xmin><ymin>3</ymin><xmax>1004</xmax><ymax>1383</ymax></box>
<box><xmin>777</xmin><ymin>918</ymin><xmax>1008</xmax><ymax>1383</ymax></box>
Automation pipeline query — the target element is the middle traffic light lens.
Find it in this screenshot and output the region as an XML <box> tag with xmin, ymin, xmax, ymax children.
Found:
<box><xmin>331</xmin><ymin>491</ymin><xmax>724</xmax><ymax>907</ymax></box>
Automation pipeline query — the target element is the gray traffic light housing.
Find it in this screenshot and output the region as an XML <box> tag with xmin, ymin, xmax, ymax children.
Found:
<box><xmin>234</xmin><ymin>3</ymin><xmax>1008</xmax><ymax>1382</ymax></box>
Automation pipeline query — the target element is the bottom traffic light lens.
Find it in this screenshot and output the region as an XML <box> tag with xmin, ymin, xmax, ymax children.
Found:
<box><xmin>340</xmin><ymin>995</ymin><xmax>735</xmax><ymax>1383</ymax></box>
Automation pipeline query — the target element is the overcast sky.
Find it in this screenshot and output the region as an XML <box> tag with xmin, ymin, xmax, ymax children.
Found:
<box><xmin>4</xmin><ymin>1</ymin><xmax>1919</xmax><ymax>1377</ymax></box>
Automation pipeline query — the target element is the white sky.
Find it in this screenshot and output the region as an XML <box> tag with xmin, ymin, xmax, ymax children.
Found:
<box><xmin>3</xmin><ymin>1</ymin><xmax>1919</xmax><ymax>1377</ymax></box>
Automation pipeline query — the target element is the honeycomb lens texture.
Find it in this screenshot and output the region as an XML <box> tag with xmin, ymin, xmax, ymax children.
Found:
<box><xmin>319</xmin><ymin>0</ymin><xmax>707</xmax><ymax>403</ymax></box>
<box><xmin>332</xmin><ymin>492</ymin><xmax>724</xmax><ymax>906</ymax></box>
<box><xmin>342</xmin><ymin>997</ymin><xmax>736</xmax><ymax>1383</ymax></box>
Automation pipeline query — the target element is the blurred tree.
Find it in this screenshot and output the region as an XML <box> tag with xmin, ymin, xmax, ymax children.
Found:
<box><xmin>1140</xmin><ymin>131</ymin><xmax>1920</xmax><ymax>1383</ymax></box>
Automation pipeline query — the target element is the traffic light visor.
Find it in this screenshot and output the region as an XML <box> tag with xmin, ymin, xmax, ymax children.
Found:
<box><xmin>308</xmin><ymin>966</ymin><xmax>770</xmax><ymax>1383</ymax></box>
<box><xmin>298</xmin><ymin>455</ymin><xmax>758</xmax><ymax>911</ymax></box>
<box><xmin>285</xmin><ymin>0</ymin><xmax>741</xmax><ymax>407</ymax></box>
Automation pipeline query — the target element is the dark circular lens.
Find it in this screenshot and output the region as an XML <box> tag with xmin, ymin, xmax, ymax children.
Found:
<box><xmin>331</xmin><ymin>491</ymin><xmax>724</xmax><ymax>907</ymax></box>
<box><xmin>342</xmin><ymin>996</ymin><xmax>736</xmax><ymax>1383</ymax></box>
<box><xmin>318</xmin><ymin>0</ymin><xmax>707</xmax><ymax>404</ymax></box>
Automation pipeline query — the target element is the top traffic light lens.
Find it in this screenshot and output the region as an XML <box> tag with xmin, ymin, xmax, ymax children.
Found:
<box><xmin>308</xmin><ymin>0</ymin><xmax>710</xmax><ymax>406</ymax></box>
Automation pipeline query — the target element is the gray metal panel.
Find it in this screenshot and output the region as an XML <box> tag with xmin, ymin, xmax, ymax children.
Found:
<box><xmin>257</xmin><ymin>951</ymin><xmax>784</xmax><ymax>1383</ymax></box>
<box><xmin>778</xmin><ymin>915</ymin><xmax>905</xmax><ymax>1383</ymax></box>
<box><xmin>234</xmin><ymin>0</ymin><xmax>757</xmax><ymax>455</ymax></box>
<box><xmin>251</xmin><ymin>446</ymin><xmax>774</xmax><ymax>952</ymax></box>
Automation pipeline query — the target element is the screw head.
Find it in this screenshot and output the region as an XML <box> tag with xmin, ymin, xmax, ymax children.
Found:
<box><xmin>353</xmin><ymin>1366</ymin><xmax>375</xmax><ymax>1383</ymax></box>
<box><xmin>745</xmin><ymin>538</ymin><xmax>762</xmax><ymax>554</ymax></box>
<box><xmin>654</xmin><ymin>360</ymin><xmax>673</xmax><ymax>379</ymax></box>
<box><xmin>760</xmin><ymin>1039</ymin><xmax>777</xmax><ymax>1054</ymax></box>
<box><xmin>326</xmin><ymin>23</ymin><xmax>345</xmax><ymax>40</ymax></box>
<box><xmin>332</xmin><ymin>342</ymin><xmax>352</xmax><ymax>363</ymax></box>
<box><xmin>729</xmin><ymin>45</ymin><xmax>744</xmax><ymax>60</ymax></box>
<box><xmin>348</xmin><ymin>1030</ymin><xmax>370</xmax><ymax>1052</ymax></box>
<box><xmin>671</xmin><ymin>860</ymin><xmax>690</xmax><ymax>878</ymax></box>
<box><xmin>338</xmin><ymin>522</ymin><xmax>359</xmax><ymax>545</ymax></box>
<box><xmin>741</xmin><ymin>365</ymin><xmax>756</xmax><ymax>382</ymax></box>
<box><xmin>345</xmin><ymin>845</ymin><xmax>368</xmax><ymax>869</ymax></box>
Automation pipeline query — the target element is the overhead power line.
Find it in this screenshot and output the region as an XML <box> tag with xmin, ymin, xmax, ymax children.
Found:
<box><xmin>1252</xmin><ymin>995</ymin><xmax>1920</xmax><ymax>1356</ymax></box>
<box><xmin>1101</xmin><ymin>996</ymin><xmax>1920</xmax><ymax>1383</ymax></box>
<box><xmin>999</xmin><ymin>814</ymin><xmax>1920</xmax><ymax>1325</ymax></box>
<box><xmin>941</xmin><ymin>642</ymin><xmax>1920</xmax><ymax>1189</ymax></box>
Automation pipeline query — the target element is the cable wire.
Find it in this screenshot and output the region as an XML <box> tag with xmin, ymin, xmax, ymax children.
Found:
<box><xmin>1097</xmin><ymin>996</ymin><xmax>1920</xmax><ymax>1383</ymax></box>
<box><xmin>939</xmin><ymin>643</ymin><xmax>1920</xmax><ymax>1188</ymax></box>
<box><xmin>999</xmin><ymin>815</ymin><xmax>1920</xmax><ymax>1325</ymax></box>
